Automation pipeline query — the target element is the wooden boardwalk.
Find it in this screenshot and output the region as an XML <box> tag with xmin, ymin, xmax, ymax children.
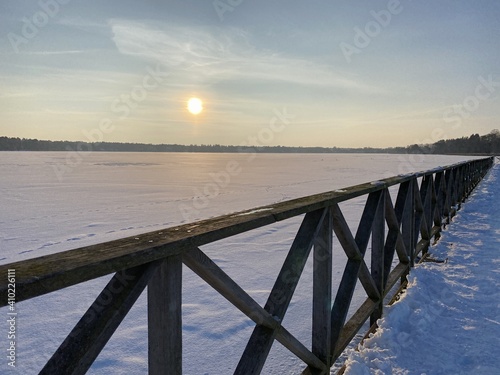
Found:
<box><xmin>0</xmin><ymin>157</ymin><xmax>494</xmax><ymax>374</ymax></box>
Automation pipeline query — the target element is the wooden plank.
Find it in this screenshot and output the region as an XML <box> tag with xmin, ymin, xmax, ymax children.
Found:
<box><xmin>0</xmin><ymin>212</ymin><xmax>276</xmax><ymax>306</ymax></box>
<box><xmin>183</xmin><ymin>247</ymin><xmax>278</xmax><ymax>330</ymax></box>
<box><xmin>394</xmin><ymin>181</ymin><xmax>410</xmax><ymax>224</ymax></box>
<box><xmin>419</xmin><ymin>175</ymin><xmax>432</xmax><ymax>243</ymax></box>
<box><xmin>278</xmin><ymin>326</ymin><xmax>328</xmax><ymax>373</ymax></box>
<box><xmin>183</xmin><ymin>247</ymin><xmax>326</xmax><ymax>371</ymax></box>
<box><xmin>264</xmin><ymin>209</ymin><xmax>327</xmax><ymax>319</ymax></box>
<box><xmin>358</xmin><ymin>262</ymin><xmax>381</xmax><ymax>301</ymax></box>
<box><xmin>355</xmin><ymin>191</ymin><xmax>383</xmax><ymax>255</ymax></box>
<box><xmin>330</xmin><ymin>259</ymin><xmax>361</xmax><ymax>356</ymax></box>
<box><xmin>429</xmin><ymin>174</ymin><xmax>438</xmax><ymax>236</ymax></box>
<box><xmin>235</xmin><ymin>208</ymin><xmax>326</xmax><ymax>374</ymax></box>
<box><xmin>455</xmin><ymin>165</ymin><xmax>465</xmax><ymax>207</ymax></box>
<box><xmin>383</xmin><ymin>191</ymin><xmax>405</xmax><ymax>284</ymax></box>
<box><xmin>450</xmin><ymin>168</ymin><xmax>459</xmax><ymax>207</ymax></box>
<box><xmin>370</xmin><ymin>190</ymin><xmax>385</xmax><ymax>326</ymax></box>
<box><xmin>383</xmin><ymin>262</ymin><xmax>410</xmax><ymax>297</ymax></box>
<box><xmin>433</xmin><ymin>172</ymin><xmax>445</xmax><ymax>227</ymax></box>
<box><xmin>402</xmin><ymin>178</ymin><xmax>415</xmax><ymax>267</ymax></box>
<box><xmin>415</xmin><ymin>239</ymin><xmax>431</xmax><ymax>259</ymax></box>
<box><xmin>332</xmin><ymin>190</ymin><xmax>383</xmax><ymax>260</ymax></box>
<box><xmin>413</xmin><ymin>179</ymin><xmax>425</xmax><ymax>259</ymax></box>
<box><xmin>235</xmin><ymin>325</ymin><xmax>276</xmax><ymax>375</ymax></box>
<box><xmin>331</xmin><ymin>204</ymin><xmax>380</xmax><ymax>300</ymax></box>
<box><xmin>312</xmin><ymin>207</ymin><xmax>333</xmax><ymax>368</ymax></box>
<box><xmin>148</xmin><ymin>255</ymin><xmax>182</xmax><ymax>375</ymax></box>
<box><xmin>332</xmin><ymin>262</ymin><xmax>408</xmax><ymax>365</ymax></box>
<box><xmin>331</xmin><ymin>204</ymin><xmax>362</xmax><ymax>261</ymax></box>
<box><xmin>330</xmin><ymin>192</ymin><xmax>385</xmax><ymax>349</ymax></box>
<box><xmin>39</xmin><ymin>262</ymin><xmax>159</xmax><ymax>375</ymax></box>
<box><xmin>332</xmin><ymin>298</ymin><xmax>378</xmax><ymax>360</ymax></box>
<box><xmin>443</xmin><ymin>169</ymin><xmax>453</xmax><ymax>222</ymax></box>
<box><xmin>387</xmin><ymin>183</ymin><xmax>410</xmax><ymax>265</ymax></box>
<box><xmin>237</xmin><ymin>324</ymin><xmax>329</xmax><ymax>373</ymax></box>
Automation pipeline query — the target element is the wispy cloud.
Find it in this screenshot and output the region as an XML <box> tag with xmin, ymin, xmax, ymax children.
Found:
<box><xmin>109</xmin><ymin>20</ymin><xmax>383</xmax><ymax>95</ymax></box>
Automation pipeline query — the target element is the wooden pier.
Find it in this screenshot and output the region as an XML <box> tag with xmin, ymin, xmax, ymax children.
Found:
<box><xmin>0</xmin><ymin>156</ymin><xmax>494</xmax><ymax>374</ymax></box>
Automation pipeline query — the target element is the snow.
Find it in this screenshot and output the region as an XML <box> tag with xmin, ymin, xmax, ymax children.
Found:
<box><xmin>0</xmin><ymin>152</ymin><xmax>487</xmax><ymax>374</ymax></box>
<box><xmin>343</xmin><ymin>162</ymin><xmax>500</xmax><ymax>375</ymax></box>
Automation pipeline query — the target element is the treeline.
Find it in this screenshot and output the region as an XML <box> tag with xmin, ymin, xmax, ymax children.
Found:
<box><xmin>407</xmin><ymin>130</ymin><xmax>500</xmax><ymax>155</ymax></box>
<box><xmin>0</xmin><ymin>130</ymin><xmax>499</xmax><ymax>154</ymax></box>
<box><xmin>0</xmin><ymin>137</ymin><xmax>402</xmax><ymax>153</ymax></box>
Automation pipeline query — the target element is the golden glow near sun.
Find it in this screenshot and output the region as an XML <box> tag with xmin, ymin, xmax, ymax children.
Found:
<box><xmin>187</xmin><ymin>97</ymin><xmax>203</xmax><ymax>115</ymax></box>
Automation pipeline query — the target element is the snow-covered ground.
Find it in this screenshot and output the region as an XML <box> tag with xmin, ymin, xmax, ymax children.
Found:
<box><xmin>0</xmin><ymin>152</ymin><xmax>486</xmax><ymax>374</ymax></box>
<box><xmin>343</xmin><ymin>161</ymin><xmax>500</xmax><ymax>375</ymax></box>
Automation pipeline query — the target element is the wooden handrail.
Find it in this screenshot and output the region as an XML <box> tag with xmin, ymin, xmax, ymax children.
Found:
<box><xmin>0</xmin><ymin>156</ymin><xmax>494</xmax><ymax>374</ymax></box>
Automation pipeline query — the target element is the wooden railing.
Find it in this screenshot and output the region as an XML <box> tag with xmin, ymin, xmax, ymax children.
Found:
<box><xmin>0</xmin><ymin>157</ymin><xmax>494</xmax><ymax>374</ymax></box>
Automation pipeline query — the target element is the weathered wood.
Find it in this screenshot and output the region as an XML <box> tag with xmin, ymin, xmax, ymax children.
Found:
<box><xmin>312</xmin><ymin>207</ymin><xmax>333</xmax><ymax>369</ymax></box>
<box><xmin>235</xmin><ymin>208</ymin><xmax>327</xmax><ymax>374</ymax></box>
<box><xmin>332</xmin><ymin>298</ymin><xmax>378</xmax><ymax>360</ymax></box>
<box><xmin>237</xmin><ymin>322</ymin><xmax>329</xmax><ymax>373</ymax></box>
<box><xmin>419</xmin><ymin>175</ymin><xmax>432</xmax><ymax>244</ymax></box>
<box><xmin>433</xmin><ymin>171</ymin><xmax>445</xmax><ymax>228</ymax></box>
<box><xmin>394</xmin><ymin>180</ymin><xmax>410</xmax><ymax>224</ymax></box>
<box><xmin>331</xmin><ymin>204</ymin><xmax>362</xmax><ymax>261</ymax></box>
<box><xmin>358</xmin><ymin>262</ymin><xmax>381</xmax><ymax>301</ymax></box>
<box><xmin>330</xmin><ymin>259</ymin><xmax>361</xmax><ymax>356</ymax></box>
<box><xmin>183</xmin><ymin>247</ymin><xmax>278</xmax><ymax>329</ymax></box>
<box><xmin>332</xmin><ymin>261</ymin><xmax>408</xmax><ymax>368</ymax></box>
<box><xmin>40</xmin><ymin>262</ymin><xmax>159</xmax><ymax>375</ymax></box>
<box><xmin>384</xmin><ymin>262</ymin><xmax>410</xmax><ymax>297</ymax></box>
<box><xmin>402</xmin><ymin>179</ymin><xmax>415</xmax><ymax>267</ymax></box>
<box><xmin>443</xmin><ymin>168</ymin><xmax>453</xmax><ymax>223</ymax></box>
<box><xmin>415</xmin><ymin>239</ymin><xmax>431</xmax><ymax>259</ymax></box>
<box><xmin>383</xmin><ymin>191</ymin><xmax>406</xmax><ymax>286</ymax></box>
<box><xmin>457</xmin><ymin>165</ymin><xmax>465</xmax><ymax>203</ymax></box>
<box><xmin>450</xmin><ymin>168</ymin><xmax>459</xmax><ymax>207</ymax></box>
<box><xmin>331</xmin><ymin>204</ymin><xmax>380</xmax><ymax>300</ymax></box>
<box><xmin>370</xmin><ymin>190</ymin><xmax>385</xmax><ymax>326</ymax></box>
<box><xmin>183</xmin><ymin>247</ymin><xmax>328</xmax><ymax>371</ymax></box>
<box><xmin>148</xmin><ymin>255</ymin><xmax>182</xmax><ymax>375</ymax></box>
<box><xmin>413</xmin><ymin>178</ymin><xmax>425</xmax><ymax>260</ymax></box>
<box><xmin>429</xmin><ymin>174</ymin><xmax>438</xmax><ymax>236</ymax></box>
<box><xmin>355</xmin><ymin>191</ymin><xmax>383</xmax><ymax>255</ymax></box>
<box><xmin>278</xmin><ymin>326</ymin><xmax>328</xmax><ymax>373</ymax></box>
<box><xmin>388</xmin><ymin>182</ymin><xmax>410</xmax><ymax>265</ymax></box>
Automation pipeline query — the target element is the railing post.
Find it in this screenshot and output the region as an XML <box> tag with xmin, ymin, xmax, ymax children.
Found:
<box><xmin>235</xmin><ymin>209</ymin><xmax>326</xmax><ymax>374</ymax></box>
<box><xmin>456</xmin><ymin>165</ymin><xmax>466</xmax><ymax>206</ymax></box>
<box><xmin>402</xmin><ymin>178</ymin><xmax>415</xmax><ymax>267</ymax></box>
<box><xmin>312</xmin><ymin>207</ymin><xmax>333</xmax><ymax>369</ymax></box>
<box><xmin>370</xmin><ymin>189</ymin><xmax>385</xmax><ymax>326</ymax></box>
<box><xmin>148</xmin><ymin>255</ymin><xmax>183</xmax><ymax>375</ymax></box>
<box><xmin>418</xmin><ymin>175</ymin><xmax>431</xmax><ymax>247</ymax></box>
<box><xmin>434</xmin><ymin>171</ymin><xmax>445</xmax><ymax>229</ymax></box>
<box><xmin>39</xmin><ymin>264</ymin><xmax>158</xmax><ymax>375</ymax></box>
<box><xmin>443</xmin><ymin>168</ymin><xmax>453</xmax><ymax>224</ymax></box>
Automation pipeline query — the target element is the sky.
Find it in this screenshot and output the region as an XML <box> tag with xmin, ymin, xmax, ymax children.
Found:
<box><xmin>1</xmin><ymin>0</ymin><xmax>499</xmax><ymax>148</ymax></box>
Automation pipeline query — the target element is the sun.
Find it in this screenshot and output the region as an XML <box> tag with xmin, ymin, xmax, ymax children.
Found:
<box><xmin>187</xmin><ymin>97</ymin><xmax>203</xmax><ymax>115</ymax></box>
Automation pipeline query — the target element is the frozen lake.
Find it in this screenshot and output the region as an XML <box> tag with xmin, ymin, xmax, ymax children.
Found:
<box><xmin>0</xmin><ymin>152</ymin><xmax>476</xmax><ymax>374</ymax></box>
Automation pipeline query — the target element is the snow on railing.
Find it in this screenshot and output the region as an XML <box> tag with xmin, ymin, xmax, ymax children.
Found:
<box><xmin>0</xmin><ymin>157</ymin><xmax>494</xmax><ymax>375</ymax></box>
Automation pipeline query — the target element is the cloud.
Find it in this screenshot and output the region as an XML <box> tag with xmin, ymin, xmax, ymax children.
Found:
<box><xmin>109</xmin><ymin>20</ymin><xmax>383</xmax><ymax>95</ymax></box>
